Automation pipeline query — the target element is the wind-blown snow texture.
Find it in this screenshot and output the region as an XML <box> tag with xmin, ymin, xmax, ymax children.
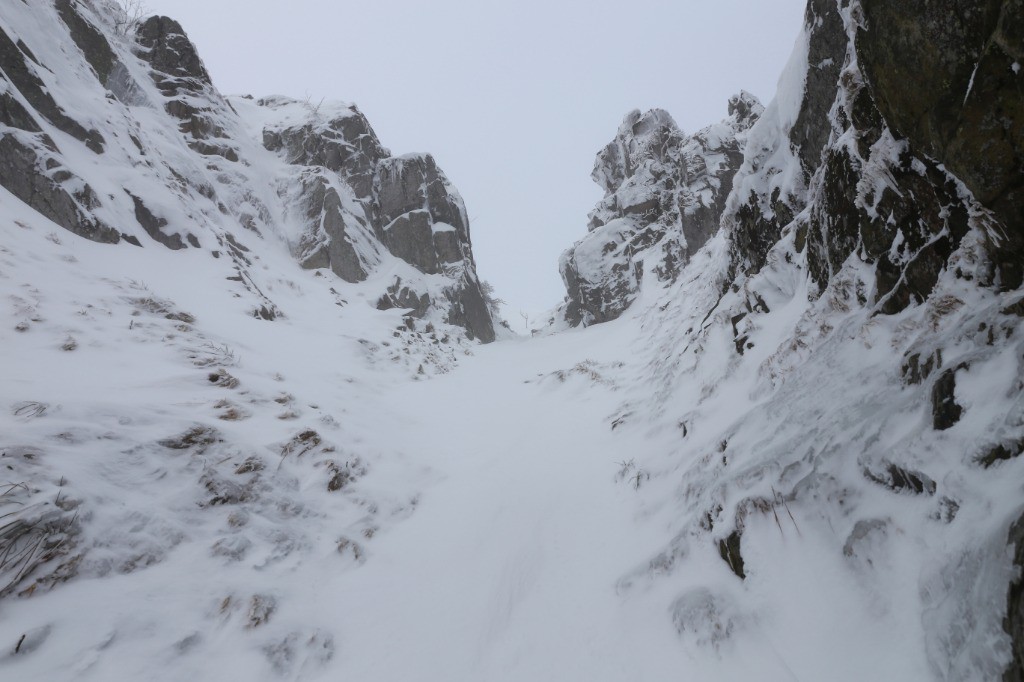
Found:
<box><xmin>1</xmin><ymin>0</ymin><xmax>1023</xmax><ymax>681</ymax></box>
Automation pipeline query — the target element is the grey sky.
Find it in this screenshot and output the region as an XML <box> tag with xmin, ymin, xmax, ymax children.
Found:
<box><xmin>144</xmin><ymin>0</ymin><xmax>808</xmax><ymax>318</ymax></box>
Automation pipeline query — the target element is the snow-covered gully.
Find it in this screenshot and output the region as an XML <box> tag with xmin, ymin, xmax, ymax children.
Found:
<box><xmin>2</xmin><ymin>0</ymin><xmax>1022</xmax><ymax>679</ymax></box>
<box><xmin>333</xmin><ymin>330</ymin><xmax>673</xmax><ymax>681</ymax></box>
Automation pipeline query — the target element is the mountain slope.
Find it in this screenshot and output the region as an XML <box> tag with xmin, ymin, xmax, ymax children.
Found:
<box><xmin>0</xmin><ymin>0</ymin><xmax>495</xmax><ymax>341</ymax></box>
<box><xmin>551</xmin><ymin>0</ymin><xmax>1024</xmax><ymax>679</ymax></box>
<box><xmin>1</xmin><ymin>0</ymin><xmax>1022</xmax><ymax>680</ymax></box>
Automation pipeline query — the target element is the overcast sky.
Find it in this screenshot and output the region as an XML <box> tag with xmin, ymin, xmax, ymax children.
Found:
<box><xmin>144</xmin><ymin>0</ymin><xmax>808</xmax><ymax>319</ymax></box>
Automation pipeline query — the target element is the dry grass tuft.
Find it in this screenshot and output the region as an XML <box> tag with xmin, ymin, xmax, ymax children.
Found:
<box><xmin>207</xmin><ymin>369</ymin><xmax>240</xmax><ymax>389</ymax></box>
<box><xmin>0</xmin><ymin>477</ymin><xmax>80</xmax><ymax>597</ymax></box>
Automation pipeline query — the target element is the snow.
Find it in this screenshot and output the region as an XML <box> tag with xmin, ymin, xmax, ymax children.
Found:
<box><xmin>965</xmin><ymin>60</ymin><xmax>981</xmax><ymax>105</ymax></box>
<box><xmin>726</xmin><ymin>20</ymin><xmax>809</xmax><ymax>220</ymax></box>
<box><xmin>4</xmin><ymin>169</ymin><xmax>1020</xmax><ymax>679</ymax></box>
<box><xmin>564</xmin><ymin>217</ymin><xmax>633</xmax><ymax>283</ymax></box>
<box><xmin>242</xmin><ymin>95</ymin><xmax>365</xmax><ymax>133</ymax></box>
<box><xmin>0</xmin><ymin>1</ymin><xmax>1021</xmax><ymax>680</ymax></box>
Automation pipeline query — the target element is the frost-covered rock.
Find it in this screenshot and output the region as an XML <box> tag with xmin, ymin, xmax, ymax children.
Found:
<box><xmin>561</xmin><ymin>0</ymin><xmax>1019</xmax><ymax>326</ymax></box>
<box><xmin>857</xmin><ymin>0</ymin><xmax>1024</xmax><ymax>288</ymax></box>
<box><xmin>0</xmin><ymin>1</ymin><xmax>494</xmax><ymax>342</ymax></box>
<box><xmin>558</xmin><ymin>93</ymin><xmax>762</xmax><ymax>326</ymax></box>
<box><xmin>0</xmin><ymin>7</ymin><xmax>117</xmax><ymax>243</ymax></box>
<box><xmin>260</xmin><ymin>98</ymin><xmax>495</xmax><ymax>341</ymax></box>
<box><xmin>2</xmin><ymin>0</ymin><xmax>1023</xmax><ymax>679</ymax></box>
<box><xmin>550</xmin><ymin>0</ymin><xmax>1024</xmax><ymax>677</ymax></box>
<box><xmin>724</xmin><ymin>0</ymin><xmax>1004</xmax><ymax>317</ymax></box>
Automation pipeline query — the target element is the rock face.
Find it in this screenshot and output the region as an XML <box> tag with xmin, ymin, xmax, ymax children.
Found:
<box><xmin>727</xmin><ymin>0</ymin><xmax>1020</xmax><ymax>315</ymax></box>
<box><xmin>262</xmin><ymin>99</ymin><xmax>495</xmax><ymax>342</ymax></box>
<box><xmin>565</xmin><ymin>0</ymin><xmax>1020</xmax><ymax>326</ymax></box>
<box><xmin>0</xmin><ymin>5</ymin><xmax>118</xmax><ymax>244</ymax></box>
<box><xmin>377</xmin><ymin>154</ymin><xmax>474</xmax><ymax>273</ymax></box>
<box><xmin>0</xmin><ymin>18</ymin><xmax>106</xmax><ymax>154</ymax></box>
<box><xmin>562</xmin><ymin>0</ymin><xmax>1019</xmax><ymax>327</ymax></box>
<box><xmin>790</xmin><ymin>0</ymin><xmax>846</xmax><ymax>180</ymax></box>
<box><xmin>135</xmin><ymin>15</ymin><xmax>212</xmax><ymax>88</ymax></box>
<box><xmin>136</xmin><ymin>16</ymin><xmax>241</xmax><ymax>162</ymax></box>
<box><xmin>0</xmin><ymin>1</ymin><xmax>494</xmax><ymax>343</ymax></box>
<box><xmin>558</xmin><ymin>93</ymin><xmax>763</xmax><ymax>326</ymax></box>
<box><xmin>558</xmin><ymin>2</ymin><xmax>1024</xmax><ymax>675</ymax></box>
<box><xmin>795</xmin><ymin>0</ymin><xmax>988</xmax><ymax>314</ymax></box>
<box><xmin>858</xmin><ymin>0</ymin><xmax>1024</xmax><ymax>289</ymax></box>
<box><xmin>55</xmin><ymin>0</ymin><xmax>117</xmax><ymax>86</ymax></box>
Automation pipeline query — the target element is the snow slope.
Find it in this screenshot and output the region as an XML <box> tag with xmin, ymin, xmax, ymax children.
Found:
<box><xmin>0</xmin><ymin>177</ymin><xmax>478</xmax><ymax>678</ymax></box>
<box><xmin>1</xmin><ymin>0</ymin><xmax>1022</xmax><ymax>680</ymax></box>
<box><xmin>6</xmin><ymin>179</ymin><xmax>1019</xmax><ymax>680</ymax></box>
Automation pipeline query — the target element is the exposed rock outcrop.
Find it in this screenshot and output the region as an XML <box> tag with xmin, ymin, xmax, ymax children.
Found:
<box><xmin>262</xmin><ymin>98</ymin><xmax>495</xmax><ymax>341</ymax></box>
<box><xmin>0</xmin><ymin>22</ymin><xmax>105</xmax><ymax>153</ymax></box>
<box><xmin>557</xmin><ymin>3</ymin><xmax>1024</xmax><ymax>675</ymax></box>
<box><xmin>135</xmin><ymin>15</ymin><xmax>212</xmax><ymax>91</ymax></box>
<box><xmin>263</xmin><ymin>101</ymin><xmax>385</xmax><ymax>198</ymax></box>
<box><xmin>799</xmin><ymin>0</ymin><xmax>979</xmax><ymax>313</ymax></box>
<box><xmin>726</xmin><ymin>0</ymin><xmax>1018</xmax><ymax>314</ymax></box>
<box><xmin>857</xmin><ymin>0</ymin><xmax>1024</xmax><ymax>289</ymax></box>
<box><xmin>136</xmin><ymin>16</ymin><xmax>240</xmax><ymax>162</ymax></box>
<box><xmin>375</xmin><ymin>154</ymin><xmax>472</xmax><ymax>272</ymax></box>
<box><xmin>790</xmin><ymin>0</ymin><xmax>847</xmax><ymax>180</ymax></box>
<box><xmin>55</xmin><ymin>0</ymin><xmax>117</xmax><ymax>86</ymax></box>
<box><xmin>0</xmin><ymin>1</ymin><xmax>494</xmax><ymax>342</ymax></box>
<box><xmin>0</xmin><ymin>20</ymin><xmax>118</xmax><ymax>243</ymax></box>
<box><xmin>559</xmin><ymin>93</ymin><xmax>763</xmax><ymax>326</ymax></box>
<box><xmin>0</xmin><ymin>131</ymin><xmax>117</xmax><ymax>243</ymax></box>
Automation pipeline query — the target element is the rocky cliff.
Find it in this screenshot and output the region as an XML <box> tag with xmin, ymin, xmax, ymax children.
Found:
<box><xmin>259</xmin><ymin>97</ymin><xmax>494</xmax><ymax>341</ymax></box>
<box><xmin>0</xmin><ymin>0</ymin><xmax>495</xmax><ymax>341</ymax></box>
<box><xmin>563</xmin><ymin>0</ymin><xmax>1021</xmax><ymax>327</ymax></box>
<box><xmin>556</xmin><ymin>0</ymin><xmax>1024</xmax><ymax>678</ymax></box>
<box><xmin>557</xmin><ymin>93</ymin><xmax>763</xmax><ymax>326</ymax></box>
<box><xmin>726</xmin><ymin>0</ymin><xmax>1017</xmax><ymax>315</ymax></box>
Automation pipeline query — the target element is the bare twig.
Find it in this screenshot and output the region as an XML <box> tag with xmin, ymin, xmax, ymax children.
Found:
<box><xmin>1</xmin><ymin>482</ymin><xmax>29</xmax><ymax>497</ymax></box>
<box><xmin>772</xmin><ymin>486</ymin><xmax>802</xmax><ymax>538</ymax></box>
<box><xmin>770</xmin><ymin>501</ymin><xmax>785</xmax><ymax>538</ymax></box>
<box><xmin>112</xmin><ymin>0</ymin><xmax>149</xmax><ymax>36</ymax></box>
